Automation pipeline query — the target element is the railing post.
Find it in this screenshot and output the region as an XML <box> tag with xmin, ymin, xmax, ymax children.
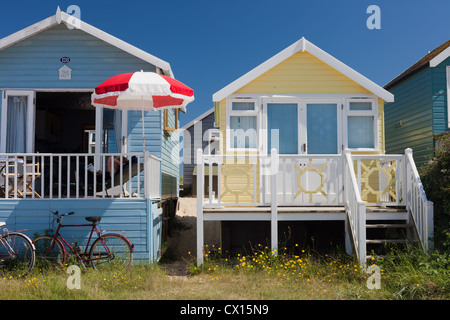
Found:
<box><xmin>196</xmin><ymin>148</ymin><xmax>204</xmax><ymax>266</ymax></box>
<box><xmin>270</xmin><ymin>148</ymin><xmax>278</xmax><ymax>255</ymax></box>
<box><xmin>144</xmin><ymin>151</ymin><xmax>151</xmax><ymax>199</ymax></box>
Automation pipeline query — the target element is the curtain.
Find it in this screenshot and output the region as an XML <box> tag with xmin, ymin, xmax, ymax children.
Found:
<box><xmin>230</xmin><ymin>116</ymin><xmax>257</xmax><ymax>148</ymax></box>
<box><xmin>6</xmin><ymin>96</ymin><xmax>27</xmax><ymax>153</ymax></box>
<box><xmin>348</xmin><ymin>116</ymin><xmax>374</xmax><ymax>148</ymax></box>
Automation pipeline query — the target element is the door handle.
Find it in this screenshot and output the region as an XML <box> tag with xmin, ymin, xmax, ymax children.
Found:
<box><xmin>302</xmin><ymin>143</ymin><xmax>306</xmax><ymax>152</ymax></box>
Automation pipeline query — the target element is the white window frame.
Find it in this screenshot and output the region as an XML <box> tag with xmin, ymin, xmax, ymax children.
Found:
<box><xmin>0</xmin><ymin>90</ymin><xmax>36</xmax><ymax>153</ymax></box>
<box><xmin>226</xmin><ymin>98</ymin><xmax>261</xmax><ymax>152</ymax></box>
<box><xmin>446</xmin><ymin>66</ymin><xmax>450</xmax><ymax>128</ymax></box>
<box><xmin>343</xmin><ymin>98</ymin><xmax>379</xmax><ymax>152</ymax></box>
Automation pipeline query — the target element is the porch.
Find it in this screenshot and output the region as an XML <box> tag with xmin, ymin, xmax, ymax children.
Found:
<box><xmin>0</xmin><ymin>152</ymin><xmax>163</xmax><ymax>264</ymax></box>
<box><xmin>195</xmin><ymin>148</ymin><xmax>434</xmax><ymax>266</ymax></box>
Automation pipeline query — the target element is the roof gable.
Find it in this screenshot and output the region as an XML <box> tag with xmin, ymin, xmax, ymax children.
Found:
<box><xmin>0</xmin><ymin>7</ymin><xmax>173</xmax><ymax>77</ymax></box>
<box><xmin>384</xmin><ymin>40</ymin><xmax>450</xmax><ymax>90</ymax></box>
<box><xmin>212</xmin><ymin>37</ymin><xmax>394</xmax><ymax>102</ymax></box>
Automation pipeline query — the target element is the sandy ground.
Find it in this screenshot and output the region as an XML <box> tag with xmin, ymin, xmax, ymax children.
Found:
<box><xmin>163</xmin><ymin>197</ymin><xmax>220</xmax><ymax>275</ymax></box>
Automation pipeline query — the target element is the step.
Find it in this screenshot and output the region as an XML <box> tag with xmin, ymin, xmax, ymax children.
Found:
<box><xmin>366</xmin><ymin>223</ymin><xmax>409</xmax><ymax>229</ymax></box>
<box><xmin>366</xmin><ymin>239</ymin><xmax>408</xmax><ymax>244</ymax></box>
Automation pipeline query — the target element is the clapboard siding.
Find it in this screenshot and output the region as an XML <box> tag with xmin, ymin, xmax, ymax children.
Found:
<box><xmin>161</xmin><ymin>108</ymin><xmax>179</xmax><ymax>199</ymax></box>
<box><xmin>0</xmin><ymin>24</ymin><xmax>156</xmax><ymax>89</ymax></box>
<box><xmin>385</xmin><ymin>68</ymin><xmax>433</xmax><ymax>167</ymax></box>
<box><xmin>431</xmin><ymin>56</ymin><xmax>450</xmax><ymax>135</ymax></box>
<box><xmin>183</xmin><ymin>111</ymin><xmax>216</xmax><ymax>189</ymax></box>
<box><xmin>0</xmin><ymin>198</ymin><xmax>161</xmax><ymax>263</ymax></box>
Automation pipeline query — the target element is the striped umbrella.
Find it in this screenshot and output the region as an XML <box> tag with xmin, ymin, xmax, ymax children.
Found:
<box><xmin>92</xmin><ymin>71</ymin><xmax>194</xmax><ymax>150</ymax></box>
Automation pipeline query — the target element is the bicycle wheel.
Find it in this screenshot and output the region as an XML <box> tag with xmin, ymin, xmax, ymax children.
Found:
<box><xmin>0</xmin><ymin>233</ymin><xmax>35</xmax><ymax>276</ymax></box>
<box><xmin>89</xmin><ymin>234</ymin><xmax>133</xmax><ymax>271</ymax></box>
<box><xmin>33</xmin><ymin>235</ymin><xmax>66</xmax><ymax>268</ymax></box>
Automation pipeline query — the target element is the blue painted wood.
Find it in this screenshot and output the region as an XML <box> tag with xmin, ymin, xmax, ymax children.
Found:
<box><xmin>0</xmin><ymin>24</ymin><xmax>156</xmax><ymax>89</ymax></box>
<box><xmin>161</xmin><ymin>109</ymin><xmax>179</xmax><ymax>199</ymax></box>
<box><xmin>183</xmin><ymin>111</ymin><xmax>216</xmax><ymax>189</ymax></box>
<box><xmin>0</xmin><ymin>198</ymin><xmax>161</xmax><ymax>264</ymax></box>
<box><xmin>385</xmin><ymin>68</ymin><xmax>434</xmax><ymax>168</ymax></box>
<box><xmin>431</xmin><ymin>56</ymin><xmax>450</xmax><ymax>135</ymax></box>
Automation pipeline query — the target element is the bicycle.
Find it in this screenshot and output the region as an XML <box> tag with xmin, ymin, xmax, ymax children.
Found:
<box><xmin>33</xmin><ymin>211</ymin><xmax>134</xmax><ymax>271</ymax></box>
<box><xmin>0</xmin><ymin>221</ymin><xmax>35</xmax><ymax>276</ymax></box>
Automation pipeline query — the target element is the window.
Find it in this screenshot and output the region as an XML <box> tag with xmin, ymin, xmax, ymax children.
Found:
<box><xmin>227</xmin><ymin>100</ymin><xmax>259</xmax><ymax>150</ymax></box>
<box><xmin>346</xmin><ymin>100</ymin><xmax>377</xmax><ymax>150</ymax></box>
<box><xmin>163</xmin><ymin>109</ymin><xmax>179</xmax><ymax>136</ymax></box>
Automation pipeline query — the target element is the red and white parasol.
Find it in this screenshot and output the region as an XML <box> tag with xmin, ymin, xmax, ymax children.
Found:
<box><xmin>91</xmin><ymin>71</ymin><xmax>194</xmax><ymax>110</ymax></box>
<box><xmin>91</xmin><ymin>71</ymin><xmax>194</xmax><ymax>151</ymax></box>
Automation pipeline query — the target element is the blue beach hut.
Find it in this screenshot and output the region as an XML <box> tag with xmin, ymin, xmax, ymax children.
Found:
<box><xmin>0</xmin><ymin>8</ymin><xmax>182</xmax><ymax>263</ymax></box>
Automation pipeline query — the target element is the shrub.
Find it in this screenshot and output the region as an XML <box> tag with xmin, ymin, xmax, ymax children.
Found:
<box><xmin>420</xmin><ymin>136</ymin><xmax>450</xmax><ymax>252</ymax></box>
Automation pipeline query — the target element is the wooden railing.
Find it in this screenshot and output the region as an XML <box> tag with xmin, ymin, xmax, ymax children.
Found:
<box><xmin>404</xmin><ymin>148</ymin><xmax>434</xmax><ymax>250</ymax></box>
<box><xmin>196</xmin><ymin>148</ymin><xmax>434</xmax><ymax>262</ymax></box>
<box><xmin>0</xmin><ymin>152</ymin><xmax>161</xmax><ymax>200</ymax></box>
<box><xmin>343</xmin><ymin>149</ymin><xmax>367</xmax><ymax>266</ymax></box>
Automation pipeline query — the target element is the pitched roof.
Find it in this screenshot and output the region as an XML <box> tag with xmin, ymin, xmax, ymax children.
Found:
<box><xmin>212</xmin><ymin>37</ymin><xmax>394</xmax><ymax>103</ymax></box>
<box><xmin>180</xmin><ymin>107</ymin><xmax>214</xmax><ymax>130</ymax></box>
<box><xmin>384</xmin><ymin>40</ymin><xmax>450</xmax><ymax>90</ymax></box>
<box><xmin>0</xmin><ymin>7</ymin><xmax>173</xmax><ymax>77</ymax></box>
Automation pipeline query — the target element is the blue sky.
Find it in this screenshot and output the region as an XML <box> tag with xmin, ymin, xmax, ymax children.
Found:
<box><xmin>1</xmin><ymin>0</ymin><xmax>449</xmax><ymax>127</ymax></box>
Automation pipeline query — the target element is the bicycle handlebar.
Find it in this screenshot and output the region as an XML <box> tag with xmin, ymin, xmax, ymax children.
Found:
<box><xmin>51</xmin><ymin>210</ymin><xmax>74</xmax><ymax>217</ymax></box>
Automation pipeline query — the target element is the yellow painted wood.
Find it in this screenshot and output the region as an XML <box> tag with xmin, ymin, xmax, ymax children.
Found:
<box><xmin>216</xmin><ymin>50</ymin><xmax>388</xmax><ymax>203</ymax></box>
<box><xmin>234</xmin><ymin>51</ymin><xmax>372</xmax><ymax>96</ymax></box>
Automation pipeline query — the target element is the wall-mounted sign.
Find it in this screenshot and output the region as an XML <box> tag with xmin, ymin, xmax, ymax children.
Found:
<box><xmin>60</xmin><ymin>57</ymin><xmax>71</xmax><ymax>64</ymax></box>
<box><xmin>59</xmin><ymin>65</ymin><xmax>72</xmax><ymax>80</ymax></box>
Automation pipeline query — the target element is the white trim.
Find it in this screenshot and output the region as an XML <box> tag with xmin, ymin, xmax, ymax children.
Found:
<box><xmin>447</xmin><ymin>67</ymin><xmax>450</xmax><ymax>128</ymax></box>
<box><xmin>343</xmin><ymin>98</ymin><xmax>379</xmax><ymax>152</ymax></box>
<box><xmin>430</xmin><ymin>46</ymin><xmax>450</xmax><ymax>68</ymax></box>
<box><xmin>180</xmin><ymin>108</ymin><xmax>214</xmax><ymax>131</ymax></box>
<box><xmin>225</xmin><ymin>98</ymin><xmax>261</xmax><ymax>153</ymax></box>
<box><xmin>212</xmin><ymin>38</ymin><xmax>394</xmax><ymax>103</ymax></box>
<box><xmin>0</xmin><ymin>9</ymin><xmax>173</xmax><ymax>77</ymax></box>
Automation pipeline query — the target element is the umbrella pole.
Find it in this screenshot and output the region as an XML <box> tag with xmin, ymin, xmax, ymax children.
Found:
<box><xmin>142</xmin><ymin>109</ymin><xmax>145</xmax><ymax>153</ymax></box>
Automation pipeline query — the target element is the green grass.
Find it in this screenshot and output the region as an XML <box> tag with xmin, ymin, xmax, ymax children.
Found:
<box><xmin>1</xmin><ymin>246</ymin><xmax>449</xmax><ymax>300</ymax></box>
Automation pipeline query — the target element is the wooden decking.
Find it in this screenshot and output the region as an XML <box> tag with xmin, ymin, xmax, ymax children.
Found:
<box><xmin>202</xmin><ymin>205</ymin><xmax>408</xmax><ymax>221</ymax></box>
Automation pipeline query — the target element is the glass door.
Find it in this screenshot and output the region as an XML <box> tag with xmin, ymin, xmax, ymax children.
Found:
<box><xmin>267</xmin><ymin>103</ymin><xmax>298</xmax><ymax>154</ymax></box>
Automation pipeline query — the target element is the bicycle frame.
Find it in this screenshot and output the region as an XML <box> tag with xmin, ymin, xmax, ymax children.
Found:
<box><xmin>47</xmin><ymin>217</ymin><xmax>112</xmax><ymax>264</ymax></box>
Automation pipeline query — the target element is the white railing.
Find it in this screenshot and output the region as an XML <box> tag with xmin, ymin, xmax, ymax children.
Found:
<box><xmin>343</xmin><ymin>149</ymin><xmax>366</xmax><ymax>266</ymax></box>
<box><xmin>197</xmin><ymin>148</ymin><xmax>433</xmax><ymax>259</ymax></box>
<box><xmin>351</xmin><ymin>154</ymin><xmax>405</xmax><ymax>206</ymax></box>
<box><xmin>0</xmin><ymin>152</ymin><xmax>161</xmax><ymax>200</ymax></box>
<box><xmin>201</xmin><ymin>152</ymin><xmax>344</xmax><ymax>207</ymax></box>
<box><xmin>404</xmin><ymin>148</ymin><xmax>434</xmax><ymax>250</ymax></box>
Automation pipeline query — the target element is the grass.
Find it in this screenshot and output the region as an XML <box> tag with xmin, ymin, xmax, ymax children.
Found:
<box><xmin>0</xmin><ymin>245</ymin><xmax>449</xmax><ymax>300</ymax></box>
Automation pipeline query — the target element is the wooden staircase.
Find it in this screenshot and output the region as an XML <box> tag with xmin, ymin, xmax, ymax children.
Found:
<box><xmin>365</xmin><ymin>207</ymin><xmax>417</xmax><ymax>259</ymax></box>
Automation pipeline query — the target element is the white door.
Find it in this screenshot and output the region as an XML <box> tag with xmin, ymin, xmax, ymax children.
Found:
<box><xmin>0</xmin><ymin>90</ymin><xmax>36</xmax><ymax>153</ymax></box>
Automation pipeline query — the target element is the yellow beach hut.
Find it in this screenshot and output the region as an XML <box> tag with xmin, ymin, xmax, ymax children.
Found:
<box><xmin>195</xmin><ymin>37</ymin><xmax>433</xmax><ymax>266</ymax></box>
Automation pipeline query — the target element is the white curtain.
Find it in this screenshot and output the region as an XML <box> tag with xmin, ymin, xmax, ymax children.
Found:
<box><xmin>6</xmin><ymin>96</ymin><xmax>27</xmax><ymax>153</ymax></box>
<box><xmin>230</xmin><ymin>116</ymin><xmax>257</xmax><ymax>148</ymax></box>
<box><xmin>348</xmin><ymin>116</ymin><xmax>374</xmax><ymax>148</ymax></box>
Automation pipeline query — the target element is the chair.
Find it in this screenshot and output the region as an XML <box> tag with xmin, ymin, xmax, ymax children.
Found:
<box><xmin>18</xmin><ymin>162</ymin><xmax>41</xmax><ymax>198</ymax></box>
<box><xmin>1</xmin><ymin>162</ymin><xmax>23</xmax><ymax>197</ymax></box>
